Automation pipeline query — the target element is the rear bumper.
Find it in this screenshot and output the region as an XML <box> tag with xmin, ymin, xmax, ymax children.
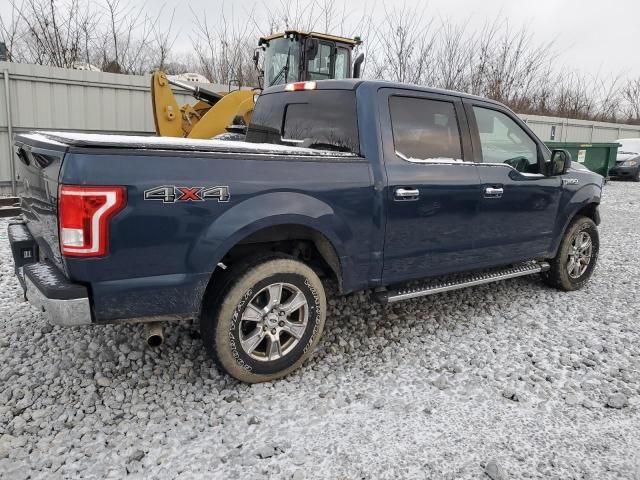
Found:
<box><xmin>8</xmin><ymin>222</ymin><xmax>92</xmax><ymax>326</ymax></box>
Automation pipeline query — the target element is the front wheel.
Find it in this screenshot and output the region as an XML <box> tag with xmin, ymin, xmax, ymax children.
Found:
<box><xmin>542</xmin><ymin>216</ymin><xmax>599</xmax><ymax>291</ymax></box>
<box><xmin>201</xmin><ymin>256</ymin><xmax>326</xmax><ymax>383</ymax></box>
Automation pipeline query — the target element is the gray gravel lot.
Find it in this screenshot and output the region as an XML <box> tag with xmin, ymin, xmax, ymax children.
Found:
<box><xmin>1</xmin><ymin>181</ymin><xmax>640</xmax><ymax>480</ymax></box>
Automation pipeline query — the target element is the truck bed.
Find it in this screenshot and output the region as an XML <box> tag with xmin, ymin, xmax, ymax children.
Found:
<box><xmin>19</xmin><ymin>131</ymin><xmax>358</xmax><ymax>157</ymax></box>
<box><xmin>13</xmin><ymin>130</ymin><xmax>374</xmax><ymax>323</ymax></box>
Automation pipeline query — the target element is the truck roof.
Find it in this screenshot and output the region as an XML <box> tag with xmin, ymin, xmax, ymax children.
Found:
<box><xmin>263</xmin><ymin>79</ymin><xmax>505</xmax><ymax>108</ymax></box>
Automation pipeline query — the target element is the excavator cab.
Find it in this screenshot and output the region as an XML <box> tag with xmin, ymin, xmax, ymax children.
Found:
<box><xmin>256</xmin><ymin>31</ymin><xmax>363</xmax><ymax>88</ymax></box>
<box><xmin>151</xmin><ymin>30</ymin><xmax>363</xmax><ymax>140</ymax></box>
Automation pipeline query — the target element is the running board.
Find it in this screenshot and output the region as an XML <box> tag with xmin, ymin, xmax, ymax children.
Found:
<box><xmin>379</xmin><ymin>261</ymin><xmax>550</xmax><ymax>304</ymax></box>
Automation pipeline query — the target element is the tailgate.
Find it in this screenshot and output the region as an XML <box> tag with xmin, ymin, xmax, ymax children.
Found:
<box><xmin>14</xmin><ymin>133</ymin><xmax>69</xmax><ymax>271</ymax></box>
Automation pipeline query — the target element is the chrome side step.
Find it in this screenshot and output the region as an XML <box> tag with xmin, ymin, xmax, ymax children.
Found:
<box><xmin>380</xmin><ymin>261</ymin><xmax>550</xmax><ymax>304</ymax></box>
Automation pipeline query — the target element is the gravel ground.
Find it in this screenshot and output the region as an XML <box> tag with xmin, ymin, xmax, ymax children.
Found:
<box><xmin>1</xmin><ymin>181</ymin><xmax>640</xmax><ymax>480</ymax></box>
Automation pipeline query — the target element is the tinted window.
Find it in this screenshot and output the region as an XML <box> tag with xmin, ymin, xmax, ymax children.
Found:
<box><xmin>246</xmin><ymin>90</ymin><xmax>359</xmax><ymax>153</ymax></box>
<box><xmin>307</xmin><ymin>43</ymin><xmax>332</xmax><ymax>80</ymax></box>
<box><xmin>473</xmin><ymin>106</ymin><xmax>539</xmax><ymax>173</ymax></box>
<box><xmin>389</xmin><ymin>96</ymin><xmax>462</xmax><ymax>161</ymax></box>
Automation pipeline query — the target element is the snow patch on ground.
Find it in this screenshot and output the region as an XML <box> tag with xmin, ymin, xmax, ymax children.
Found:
<box><xmin>1</xmin><ymin>181</ymin><xmax>639</xmax><ymax>479</ymax></box>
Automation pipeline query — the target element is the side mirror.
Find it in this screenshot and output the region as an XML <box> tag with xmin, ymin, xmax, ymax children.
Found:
<box><xmin>549</xmin><ymin>149</ymin><xmax>572</xmax><ymax>176</ymax></box>
<box><xmin>306</xmin><ymin>38</ymin><xmax>319</xmax><ymax>61</ymax></box>
<box><xmin>253</xmin><ymin>50</ymin><xmax>260</xmax><ymax>69</ymax></box>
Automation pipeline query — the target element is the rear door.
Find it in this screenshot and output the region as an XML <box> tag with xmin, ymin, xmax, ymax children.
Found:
<box><xmin>379</xmin><ymin>88</ymin><xmax>482</xmax><ymax>284</ymax></box>
<box><xmin>464</xmin><ymin>101</ymin><xmax>562</xmax><ymax>264</ymax></box>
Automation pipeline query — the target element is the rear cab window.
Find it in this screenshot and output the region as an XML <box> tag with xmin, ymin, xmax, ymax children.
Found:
<box><xmin>246</xmin><ymin>90</ymin><xmax>360</xmax><ymax>154</ymax></box>
<box><xmin>389</xmin><ymin>95</ymin><xmax>464</xmax><ymax>162</ymax></box>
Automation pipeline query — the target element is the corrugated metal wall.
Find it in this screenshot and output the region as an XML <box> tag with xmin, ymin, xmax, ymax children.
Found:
<box><xmin>519</xmin><ymin>114</ymin><xmax>640</xmax><ymax>143</ymax></box>
<box><xmin>0</xmin><ymin>61</ymin><xmax>229</xmax><ymax>194</ymax></box>
<box><xmin>2</xmin><ymin>61</ymin><xmax>640</xmax><ymax>194</ymax></box>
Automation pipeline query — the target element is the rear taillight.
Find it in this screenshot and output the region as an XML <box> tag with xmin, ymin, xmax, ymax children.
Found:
<box><xmin>58</xmin><ymin>185</ymin><xmax>126</xmax><ymax>257</ymax></box>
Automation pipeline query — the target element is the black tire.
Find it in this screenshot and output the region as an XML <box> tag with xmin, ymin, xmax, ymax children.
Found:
<box><xmin>200</xmin><ymin>255</ymin><xmax>326</xmax><ymax>383</ymax></box>
<box><xmin>542</xmin><ymin>216</ymin><xmax>599</xmax><ymax>291</ymax></box>
<box><xmin>633</xmin><ymin>168</ymin><xmax>640</xmax><ymax>182</ymax></box>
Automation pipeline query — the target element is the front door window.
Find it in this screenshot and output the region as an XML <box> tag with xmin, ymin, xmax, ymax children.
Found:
<box><xmin>473</xmin><ymin>106</ymin><xmax>539</xmax><ymax>173</ymax></box>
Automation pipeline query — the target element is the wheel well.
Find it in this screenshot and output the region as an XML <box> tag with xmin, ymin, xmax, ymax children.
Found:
<box><xmin>575</xmin><ymin>202</ymin><xmax>600</xmax><ymax>225</ymax></box>
<box><xmin>211</xmin><ymin>224</ymin><xmax>342</xmax><ymax>292</ymax></box>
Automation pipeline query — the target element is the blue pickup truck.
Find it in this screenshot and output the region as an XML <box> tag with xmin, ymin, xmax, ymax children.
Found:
<box><xmin>8</xmin><ymin>79</ymin><xmax>603</xmax><ymax>382</ymax></box>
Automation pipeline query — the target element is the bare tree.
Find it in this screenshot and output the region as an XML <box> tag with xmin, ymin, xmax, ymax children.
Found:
<box><xmin>189</xmin><ymin>4</ymin><xmax>259</xmax><ymax>87</ymax></box>
<box><xmin>5</xmin><ymin>0</ymin><xmax>100</xmax><ymax>68</ymax></box>
<box><xmin>0</xmin><ymin>1</ymin><xmax>27</xmax><ymax>62</ymax></box>
<box><xmin>370</xmin><ymin>3</ymin><xmax>437</xmax><ymax>84</ymax></box>
<box><xmin>1</xmin><ymin>0</ymin><xmax>635</xmax><ymax>124</ymax></box>
<box><xmin>99</xmin><ymin>0</ymin><xmax>165</xmax><ymax>74</ymax></box>
<box><xmin>150</xmin><ymin>7</ymin><xmax>177</xmax><ymax>72</ymax></box>
<box><xmin>434</xmin><ymin>20</ymin><xmax>472</xmax><ymax>91</ymax></box>
<box><xmin>622</xmin><ymin>77</ymin><xmax>640</xmax><ymax>124</ymax></box>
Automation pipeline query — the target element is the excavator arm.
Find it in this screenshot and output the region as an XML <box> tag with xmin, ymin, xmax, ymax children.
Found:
<box><xmin>151</xmin><ymin>71</ymin><xmax>255</xmax><ymax>139</ymax></box>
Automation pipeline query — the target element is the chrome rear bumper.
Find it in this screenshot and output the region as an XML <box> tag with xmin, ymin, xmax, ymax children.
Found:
<box><xmin>9</xmin><ymin>222</ymin><xmax>92</xmax><ymax>326</ymax></box>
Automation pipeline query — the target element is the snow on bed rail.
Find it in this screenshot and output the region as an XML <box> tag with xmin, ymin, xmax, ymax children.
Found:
<box><xmin>21</xmin><ymin>131</ymin><xmax>357</xmax><ymax>157</ymax></box>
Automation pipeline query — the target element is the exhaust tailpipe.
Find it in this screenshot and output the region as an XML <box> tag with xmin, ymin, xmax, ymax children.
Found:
<box><xmin>145</xmin><ymin>322</ymin><xmax>164</xmax><ymax>347</ymax></box>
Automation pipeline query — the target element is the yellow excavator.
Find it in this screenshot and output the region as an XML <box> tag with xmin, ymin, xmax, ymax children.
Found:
<box><xmin>151</xmin><ymin>30</ymin><xmax>364</xmax><ymax>139</ymax></box>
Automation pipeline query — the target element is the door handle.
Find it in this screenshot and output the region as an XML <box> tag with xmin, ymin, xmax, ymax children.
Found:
<box><xmin>394</xmin><ymin>187</ymin><xmax>420</xmax><ymax>200</ymax></box>
<box><xmin>484</xmin><ymin>186</ymin><xmax>504</xmax><ymax>198</ymax></box>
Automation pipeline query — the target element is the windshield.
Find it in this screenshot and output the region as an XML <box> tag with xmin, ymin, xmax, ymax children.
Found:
<box><xmin>264</xmin><ymin>37</ymin><xmax>300</xmax><ymax>87</ymax></box>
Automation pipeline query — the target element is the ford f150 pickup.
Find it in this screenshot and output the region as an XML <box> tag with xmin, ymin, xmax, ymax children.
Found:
<box><xmin>8</xmin><ymin>79</ymin><xmax>603</xmax><ymax>383</ymax></box>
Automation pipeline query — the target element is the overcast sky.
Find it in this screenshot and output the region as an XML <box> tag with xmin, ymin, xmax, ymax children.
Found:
<box><xmin>170</xmin><ymin>0</ymin><xmax>639</xmax><ymax>80</ymax></box>
<box><xmin>1</xmin><ymin>0</ymin><xmax>638</xmax><ymax>80</ymax></box>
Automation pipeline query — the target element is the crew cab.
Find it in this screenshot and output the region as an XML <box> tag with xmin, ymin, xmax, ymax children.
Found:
<box><xmin>7</xmin><ymin>79</ymin><xmax>604</xmax><ymax>383</ymax></box>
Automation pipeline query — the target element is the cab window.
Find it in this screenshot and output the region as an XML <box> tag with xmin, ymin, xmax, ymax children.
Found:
<box><xmin>334</xmin><ymin>47</ymin><xmax>350</xmax><ymax>79</ymax></box>
<box><xmin>389</xmin><ymin>96</ymin><xmax>463</xmax><ymax>161</ymax></box>
<box><xmin>473</xmin><ymin>106</ymin><xmax>539</xmax><ymax>173</ymax></box>
<box><xmin>246</xmin><ymin>90</ymin><xmax>360</xmax><ymax>154</ymax></box>
<box><xmin>308</xmin><ymin>42</ymin><xmax>332</xmax><ymax>80</ymax></box>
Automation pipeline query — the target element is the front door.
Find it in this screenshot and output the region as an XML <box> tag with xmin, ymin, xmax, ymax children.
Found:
<box><xmin>465</xmin><ymin>102</ymin><xmax>562</xmax><ymax>265</ymax></box>
<box><xmin>380</xmin><ymin>89</ymin><xmax>482</xmax><ymax>284</ymax></box>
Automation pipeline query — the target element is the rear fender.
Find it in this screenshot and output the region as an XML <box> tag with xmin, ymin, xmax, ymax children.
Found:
<box><xmin>188</xmin><ymin>191</ymin><xmax>349</xmax><ymax>277</ymax></box>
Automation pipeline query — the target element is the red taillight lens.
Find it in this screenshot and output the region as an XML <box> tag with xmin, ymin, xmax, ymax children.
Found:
<box><xmin>58</xmin><ymin>185</ymin><xmax>126</xmax><ymax>257</ymax></box>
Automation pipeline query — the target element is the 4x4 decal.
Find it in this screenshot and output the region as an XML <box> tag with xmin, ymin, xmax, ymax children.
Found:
<box><xmin>144</xmin><ymin>185</ymin><xmax>230</xmax><ymax>203</ymax></box>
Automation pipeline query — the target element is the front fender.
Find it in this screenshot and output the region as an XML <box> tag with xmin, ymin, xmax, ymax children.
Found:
<box><xmin>187</xmin><ymin>191</ymin><xmax>352</xmax><ymax>274</ymax></box>
<box><xmin>550</xmin><ymin>180</ymin><xmax>602</xmax><ymax>256</ymax></box>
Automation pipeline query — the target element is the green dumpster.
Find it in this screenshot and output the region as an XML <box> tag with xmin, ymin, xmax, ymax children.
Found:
<box><xmin>545</xmin><ymin>142</ymin><xmax>620</xmax><ymax>178</ymax></box>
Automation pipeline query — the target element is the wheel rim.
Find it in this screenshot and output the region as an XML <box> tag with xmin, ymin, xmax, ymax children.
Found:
<box><xmin>567</xmin><ymin>231</ymin><xmax>593</xmax><ymax>279</ymax></box>
<box><xmin>238</xmin><ymin>282</ymin><xmax>309</xmax><ymax>362</ymax></box>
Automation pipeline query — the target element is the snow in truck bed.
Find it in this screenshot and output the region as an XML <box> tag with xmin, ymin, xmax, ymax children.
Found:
<box><xmin>20</xmin><ymin>131</ymin><xmax>358</xmax><ymax>157</ymax></box>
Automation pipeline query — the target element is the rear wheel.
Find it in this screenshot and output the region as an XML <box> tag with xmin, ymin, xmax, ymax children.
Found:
<box><xmin>201</xmin><ymin>256</ymin><xmax>326</xmax><ymax>383</ymax></box>
<box><xmin>542</xmin><ymin>216</ymin><xmax>599</xmax><ymax>291</ymax></box>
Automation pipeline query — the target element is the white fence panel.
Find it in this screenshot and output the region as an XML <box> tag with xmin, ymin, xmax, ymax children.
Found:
<box><xmin>0</xmin><ymin>62</ymin><xmax>229</xmax><ymax>194</ymax></box>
